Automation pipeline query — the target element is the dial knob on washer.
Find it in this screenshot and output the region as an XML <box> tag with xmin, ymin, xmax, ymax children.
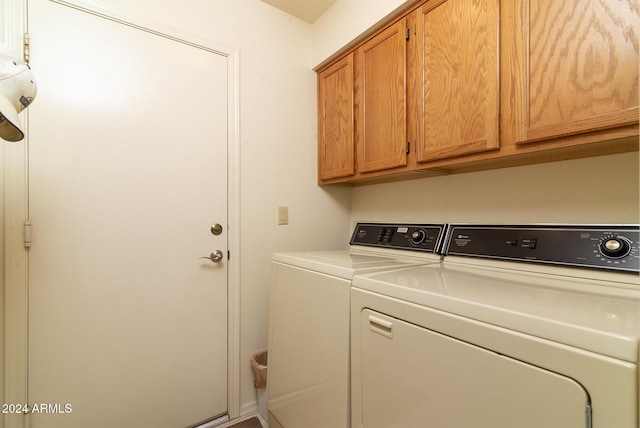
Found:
<box><xmin>600</xmin><ymin>237</ymin><xmax>631</xmax><ymax>258</ymax></box>
<box><xmin>410</xmin><ymin>229</ymin><xmax>426</xmax><ymax>245</ymax></box>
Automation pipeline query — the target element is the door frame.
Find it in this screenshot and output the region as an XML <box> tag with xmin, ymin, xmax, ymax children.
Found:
<box><xmin>3</xmin><ymin>1</ymin><xmax>242</xmax><ymax>425</ymax></box>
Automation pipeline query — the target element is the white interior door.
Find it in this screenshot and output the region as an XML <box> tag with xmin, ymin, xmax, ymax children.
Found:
<box><xmin>26</xmin><ymin>1</ymin><xmax>229</xmax><ymax>427</ymax></box>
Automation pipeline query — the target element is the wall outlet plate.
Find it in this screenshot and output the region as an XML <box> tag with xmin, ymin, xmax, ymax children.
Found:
<box><xmin>278</xmin><ymin>206</ymin><xmax>288</xmax><ymax>225</ymax></box>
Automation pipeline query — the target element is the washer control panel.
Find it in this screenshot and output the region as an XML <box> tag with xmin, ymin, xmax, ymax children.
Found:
<box><xmin>445</xmin><ymin>225</ymin><xmax>639</xmax><ymax>273</ymax></box>
<box><xmin>350</xmin><ymin>223</ymin><xmax>446</xmax><ymax>253</ymax></box>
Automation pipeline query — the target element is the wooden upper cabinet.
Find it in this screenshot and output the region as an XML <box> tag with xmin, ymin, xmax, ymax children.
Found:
<box><xmin>415</xmin><ymin>0</ymin><xmax>500</xmax><ymax>162</ymax></box>
<box><xmin>316</xmin><ymin>0</ymin><xmax>638</xmax><ymax>185</ymax></box>
<box><xmin>516</xmin><ymin>0</ymin><xmax>639</xmax><ymax>144</ymax></box>
<box><xmin>355</xmin><ymin>19</ymin><xmax>408</xmax><ymax>173</ymax></box>
<box><xmin>318</xmin><ymin>53</ymin><xmax>355</xmax><ymax>181</ymax></box>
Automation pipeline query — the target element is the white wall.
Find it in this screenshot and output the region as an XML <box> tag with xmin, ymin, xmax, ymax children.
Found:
<box><xmin>350</xmin><ymin>152</ymin><xmax>640</xmax><ymax>225</ymax></box>
<box><xmin>312</xmin><ymin>0</ymin><xmax>414</xmax><ymax>66</ymax></box>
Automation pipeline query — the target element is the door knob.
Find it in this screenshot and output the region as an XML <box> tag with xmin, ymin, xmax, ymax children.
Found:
<box><xmin>210</xmin><ymin>224</ymin><xmax>223</xmax><ymax>235</ymax></box>
<box><xmin>200</xmin><ymin>250</ymin><xmax>224</xmax><ymax>263</ymax></box>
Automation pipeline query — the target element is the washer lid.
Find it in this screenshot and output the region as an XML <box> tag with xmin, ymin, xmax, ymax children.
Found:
<box><xmin>352</xmin><ymin>264</ymin><xmax>640</xmax><ymax>362</ymax></box>
<box><xmin>273</xmin><ymin>249</ymin><xmax>441</xmax><ymax>280</ymax></box>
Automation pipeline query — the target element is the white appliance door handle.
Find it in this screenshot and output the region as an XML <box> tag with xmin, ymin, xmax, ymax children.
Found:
<box><xmin>369</xmin><ymin>315</ymin><xmax>393</xmax><ymax>339</ymax></box>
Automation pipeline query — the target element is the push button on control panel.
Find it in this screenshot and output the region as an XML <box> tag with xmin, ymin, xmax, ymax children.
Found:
<box><xmin>446</xmin><ymin>225</ymin><xmax>639</xmax><ymax>273</ymax></box>
<box><xmin>377</xmin><ymin>229</ymin><xmax>394</xmax><ymax>242</ymax></box>
<box><xmin>350</xmin><ymin>223</ymin><xmax>445</xmax><ymax>253</ymax></box>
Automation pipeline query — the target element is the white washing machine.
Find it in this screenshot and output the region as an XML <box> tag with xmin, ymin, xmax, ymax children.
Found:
<box><xmin>351</xmin><ymin>224</ymin><xmax>639</xmax><ymax>428</ymax></box>
<box><xmin>267</xmin><ymin>223</ymin><xmax>447</xmax><ymax>428</ymax></box>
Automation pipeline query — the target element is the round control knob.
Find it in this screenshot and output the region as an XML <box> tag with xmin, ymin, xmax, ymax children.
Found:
<box><xmin>410</xmin><ymin>229</ymin><xmax>426</xmax><ymax>245</ymax></box>
<box><xmin>599</xmin><ymin>237</ymin><xmax>631</xmax><ymax>258</ymax></box>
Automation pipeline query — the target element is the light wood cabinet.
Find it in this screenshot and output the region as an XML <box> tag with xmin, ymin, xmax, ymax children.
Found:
<box><xmin>415</xmin><ymin>0</ymin><xmax>499</xmax><ymax>162</ymax></box>
<box><xmin>355</xmin><ymin>19</ymin><xmax>409</xmax><ymax>174</ymax></box>
<box><xmin>315</xmin><ymin>0</ymin><xmax>639</xmax><ymax>185</ymax></box>
<box><xmin>513</xmin><ymin>0</ymin><xmax>639</xmax><ymax>145</ymax></box>
<box><xmin>317</xmin><ymin>53</ymin><xmax>355</xmax><ymax>180</ymax></box>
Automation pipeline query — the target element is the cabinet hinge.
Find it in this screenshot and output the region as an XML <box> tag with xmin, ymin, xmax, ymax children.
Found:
<box><xmin>405</xmin><ymin>28</ymin><xmax>410</xmax><ymax>41</ymax></box>
<box><xmin>23</xmin><ymin>33</ymin><xmax>31</xmax><ymax>63</ymax></box>
<box><xmin>24</xmin><ymin>220</ymin><xmax>32</xmax><ymax>248</ymax></box>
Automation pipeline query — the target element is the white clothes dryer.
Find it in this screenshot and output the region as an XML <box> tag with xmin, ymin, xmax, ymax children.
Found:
<box><xmin>351</xmin><ymin>224</ymin><xmax>639</xmax><ymax>428</ymax></box>
<box><xmin>267</xmin><ymin>223</ymin><xmax>446</xmax><ymax>428</ymax></box>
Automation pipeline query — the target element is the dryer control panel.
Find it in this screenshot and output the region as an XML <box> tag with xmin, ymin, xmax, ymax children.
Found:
<box><xmin>350</xmin><ymin>223</ymin><xmax>446</xmax><ymax>253</ymax></box>
<box><xmin>445</xmin><ymin>225</ymin><xmax>640</xmax><ymax>273</ymax></box>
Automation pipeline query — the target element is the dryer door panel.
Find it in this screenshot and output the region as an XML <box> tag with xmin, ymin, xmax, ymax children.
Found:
<box><xmin>359</xmin><ymin>309</ymin><xmax>589</xmax><ymax>428</ymax></box>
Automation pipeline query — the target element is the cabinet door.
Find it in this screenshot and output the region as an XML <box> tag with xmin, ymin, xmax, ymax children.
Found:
<box><xmin>318</xmin><ymin>53</ymin><xmax>355</xmax><ymax>181</ymax></box>
<box><xmin>355</xmin><ymin>19</ymin><xmax>408</xmax><ymax>173</ymax></box>
<box><xmin>515</xmin><ymin>0</ymin><xmax>639</xmax><ymax>144</ymax></box>
<box><xmin>416</xmin><ymin>0</ymin><xmax>499</xmax><ymax>162</ymax></box>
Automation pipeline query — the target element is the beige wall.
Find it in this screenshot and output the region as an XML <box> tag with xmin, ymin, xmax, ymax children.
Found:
<box><xmin>312</xmin><ymin>0</ymin><xmax>414</xmax><ymax>66</ymax></box>
<box><xmin>350</xmin><ymin>152</ymin><xmax>640</xmax><ymax>225</ymax></box>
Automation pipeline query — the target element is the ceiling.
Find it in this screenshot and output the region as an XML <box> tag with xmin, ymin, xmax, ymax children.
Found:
<box><xmin>259</xmin><ymin>0</ymin><xmax>338</xmax><ymax>23</ymax></box>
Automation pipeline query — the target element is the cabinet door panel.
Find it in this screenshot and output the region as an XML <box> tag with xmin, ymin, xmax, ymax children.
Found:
<box><xmin>356</xmin><ymin>20</ymin><xmax>408</xmax><ymax>173</ymax></box>
<box><xmin>520</xmin><ymin>0</ymin><xmax>639</xmax><ymax>143</ymax></box>
<box><xmin>417</xmin><ymin>0</ymin><xmax>499</xmax><ymax>162</ymax></box>
<box><xmin>318</xmin><ymin>54</ymin><xmax>355</xmax><ymax>180</ymax></box>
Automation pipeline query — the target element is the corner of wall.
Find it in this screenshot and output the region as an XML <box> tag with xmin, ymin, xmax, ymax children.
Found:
<box><xmin>311</xmin><ymin>0</ymin><xmax>416</xmax><ymax>68</ymax></box>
